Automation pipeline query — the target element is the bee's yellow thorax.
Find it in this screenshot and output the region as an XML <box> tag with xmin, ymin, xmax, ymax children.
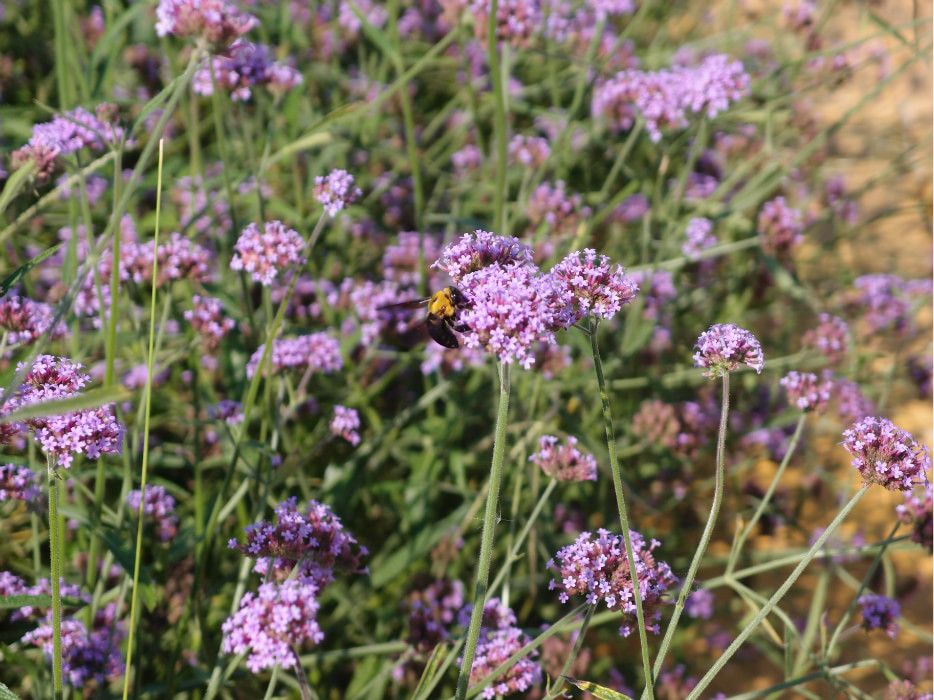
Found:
<box><xmin>428</xmin><ymin>288</ymin><xmax>455</xmax><ymax>318</ymax></box>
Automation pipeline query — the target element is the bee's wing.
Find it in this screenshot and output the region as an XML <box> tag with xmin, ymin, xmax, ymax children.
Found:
<box><xmin>377</xmin><ymin>297</ymin><xmax>430</xmax><ymax>311</ymax></box>
<box><xmin>427</xmin><ymin>315</ymin><xmax>460</xmax><ymax>348</ymax></box>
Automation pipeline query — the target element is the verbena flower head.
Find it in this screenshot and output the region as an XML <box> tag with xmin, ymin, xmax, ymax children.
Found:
<box><xmin>693</xmin><ymin>323</ymin><xmax>764</xmax><ymax>378</ymax></box>
<box><xmin>432</xmin><ymin>230</ymin><xmax>535</xmax><ymax>282</ymax></box>
<box><xmin>841</xmin><ymin>417</ymin><xmax>930</xmax><ymax>492</ymax></box>
<box><xmin>192</xmin><ymin>39</ymin><xmax>303</xmax><ymax>102</ymax></box>
<box><xmin>802</xmin><ymin>313</ymin><xmax>849</xmax><ymax>363</ymax></box>
<box><xmin>834</xmin><ymin>378</ymin><xmax>876</xmax><ymax>423</ymax></box>
<box><xmin>851</xmin><ymin>274</ymin><xmax>931</xmax><ymax>337</ymax></box>
<box><xmin>758</xmin><ymin>196</ymin><xmax>804</xmax><ymax>257</ymax></box>
<box><xmin>221</xmin><ymin>579</ymin><xmax>323</xmax><ymax>672</ymax></box>
<box><xmin>230</xmin><ymin>220</ymin><xmax>305</xmax><ymax>286</ymax></box>
<box><xmin>184</xmin><ymin>295</ymin><xmax>235</xmax><ymax>351</ymax></box>
<box><xmin>330</xmin><ymin>405</ymin><xmax>361</xmax><ymax>446</ymax></box>
<box><xmin>530</xmin><ymin>435</ymin><xmax>597</xmax><ymax>481</ymax></box>
<box><xmin>780</xmin><ymin>370</ymin><xmax>833</xmax><ymax>413</ymax></box>
<box><xmin>402</xmin><ymin>578</ymin><xmax>466</xmax><ymax>653</ymax></box>
<box><xmin>126</xmin><ymin>486</ymin><xmax>179</xmax><ymax>542</ymax></box>
<box><xmin>229</xmin><ymin>497</ymin><xmax>368</xmax><ymax>589</ymax></box>
<box><xmin>682</xmin><ymin>217</ymin><xmax>717</xmax><ymax>260</ymax></box>
<box><xmin>507</xmin><ymin>134</ymin><xmax>550</xmax><ymax>168</ymax></box>
<box><xmin>685</xmin><ymin>589</ymin><xmax>714</xmax><ymax>619</ymax></box>
<box><xmin>0</xmin><ymin>463</ymin><xmax>40</xmax><ymax>504</ymax></box>
<box><xmin>245</xmin><ymin>332</ymin><xmax>342</xmax><ymax>378</ymax></box>
<box><xmin>526</xmin><ymin>180</ymin><xmax>592</xmax><ymax>235</ymax></box>
<box><xmin>0</xmin><ymin>295</ymin><xmax>69</xmax><ymax>348</ymax></box>
<box><xmin>457</xmin><ymin>264</ymin><xmax>568</xmax><ymax>369</ymax></box>
<box><xmin>208</xmin><ymin>399</ymin><xmax>244</xmax><ymax>424</ymax></box>
<box><xmin>468</xmin><ymin>0</ymin><xmax>543</xmax><ymax>49</ymax></box>
<box><xmin>314</xmin><ymin>169</ymin><xmax>362</xmax><ymax>217</ymax></box>
<box><xmin>547</xmin><ymin>528</ymin><xmax>678</xmax><ymax>636</ymax></box>
<box><xmin>21</xmin><ymin>604</ymin><xmax>124</xmax><ymax>688</ymax></box>
<box><xmin>896</xmin><ymin>481</ymin><xmax>932</xmax><ymax>552</ymax></box>
<box><xmin>155</xmin><ymin>0</ymin><xmax>259</xmax><ymax>45</ymax></box>
<box><xmin>858</xmin><ymin>593</ymin><xmax>900</xmax><ymax>639</ymax></box>
<box><xmin>551</xmin><ymin>249</ymin><xmax>638</xmax><ymax>323</ymax></box>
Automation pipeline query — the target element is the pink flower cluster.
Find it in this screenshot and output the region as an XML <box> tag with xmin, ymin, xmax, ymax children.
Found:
<box><xmin>230</xmin><ymin>220</ymin><xmax>305</xmax><ymax>286</ymax></box>
<box><xmin>802</xmin><ymin>313</ymin><xmax>849</xmax><ymax>363</ymax></box>
<box><xmin>593</xmin><ymin>54</ymin><xmax>750</xmax><ymax>142</ymax></box>
<box><xmin>758</xmin><ymin>196</ymin><xmax>804</xmax><ymax>257</ymax></box>
<box><xmin>184</xmin><ymin>295</ymin><xmax>235</xmax><ymax>351</ymax></box>
<box><xmin>780</xmin><ymin>370</ymin><xmax>833</xmax><ymax>413</ymax></box>
<box><xmin>193</xmin><ymin>39</ymin><xmax>303</xmax><ymax>101</ymax></box>
<box><xmin>547</xmin><ymin>528</ymin><xmax>678</xmax><ymax>636</ymax></box>
<box><xmin>155</xmin><ymin>0</ymin><xmax>258</xmax><ymax>45</ymax></box>
<box><xmin>858</xmin><ymin>593</ymin><xmax>900</xmax><ymax>639</ymax></box>
<box><xmin>315</xmin><ymin>169</ymin><xmax>362</xmax><ymax>217</ymax></box>
<box><xmin>841</xmin><ymin>417</ymin><xmax>930</xmax><ymax>492</ymax></box>
<box><xmin>551</xmin><ymin>248</ymin><xmax>638</xmax><ymax>322</ymax></box>
<box><xmin>0</xmin><ymin>294</ymin><xmax>69</xmax><ymax>348</ymax></box>
<box><xmin>682</xmin><ymin>217</ymin><xmax>717</xmax><ymax>259</ymax></box>
<box><xmin>245</xmin><ymin>332</ymin><xmax>342</xmax><ymax>378</ymax></box>
<box><xmin>0</xmin><ymin>463</ymin><xmax>40</xmax><ymax>504</ymax></box>
<box><xmin>896</xmin><ymin>482</ymin><xmax>932</xmax><ymax>552</ymax></box>
<box><xmin>529</xmin><ymin>435</ymin><xmax>598</xmax><ymax>482</ymax></box>
<box><xmin>507</xmin><ymin>134</ymin><xmax>551</xmax><ymax>168</ymax></box>
<box><xmin>693</xmin><ymin>323</ymin><xmax>764</xmax><ymax>378</ymax></box>
<box><xmin>126</xmin><ymin>485</ymin><xmax>179</xmax><ymax>542</ymax></box>
<box><xmin>329</xmin><ymin>405</ymin><xmax>361</xmax><ymax>446</ymax></box>
<box><xmin>432</xmin><ymin>230</ymin><xmax>534</xmax><ymax>282</ymax></box>
<box><xmin>526</xmin><ymin>180</ymin><xmax>592</xmax><ymax>235</ymax></box>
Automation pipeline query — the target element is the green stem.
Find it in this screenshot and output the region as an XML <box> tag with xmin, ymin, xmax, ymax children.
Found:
<box><xmin>650</xmin><ymin>373</ymin><xmax>730</xmax><ymax>687</ymax></box>
<box><xmin>487</xmin><ymin>12</ymin><xmax>508</xmax><ymax>236</ymax></box>
<box><xmin>292</xmin><ymin>647</ymin><xmax>314</xmax><ymax>700</ymax></box>
<box><xmin>589</xmin><ymin>318</ymin><xmax>653</xmax><ymax>698</ymax></box>
<box><xmin>685</xmin><ymin>487</ymin><xmax>871</xmax><ymax>700</ymax></box>
<box><xmin>47</xmin><ymin>461</ymin><xmax>64</xmax><ymax>697</ymax></box>
<box><xmin>455</xmin><ymin>362</ymin><xmax>511</xmax><ymax>700</ymax></box>
<box><xmin>543</xmin><ymin>604</ymin><xmax>596</xmax><ymax>700</ymax></box>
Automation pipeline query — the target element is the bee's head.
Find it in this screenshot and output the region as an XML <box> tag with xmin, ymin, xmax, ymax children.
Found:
<box><xmin>448</xmin><ymin>286</ymin><xmax>468</xmax><ymax>307</ymax></box>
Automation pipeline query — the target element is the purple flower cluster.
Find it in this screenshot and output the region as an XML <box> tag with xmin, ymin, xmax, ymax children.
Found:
<box><xmin>126</xmin><ymin>485</ymin><xmax>179</xmax><ymax>542</ymax></box>
<box><xmin>507</xmin><ymin>135</ymin><xmax>550</xmax><ymax>168</ymax></box>
<box><xmin>452</xmin><ymin>144</ymin><xmax>484</xmax><ymax>173</ymax></box>
<box><xmin>758</xmin><ymin>196</ymin><xmax>804</xmax><ymax>257</ymax></box>
<box><xmin>432</xmin><ymin>230</ymin><xmax>534</xmax><ymax>282</ymax></box>
<box><xmin>1</xmin><ymin>574</ymin><xmax>90</xmax><ymax>621</ymax></box>
<box><xmin>402</xmin><ymin>578</ymin><xmax>465</xmax><ymax>653</ymax></box>
<box><xmin>693</xmin><ymin>323</ymin><xmax>764</xmax><ymax>378</ymax></box>
<box><xmin>221</xmin><ymin>579</ymin><xmax>324</xmax><ymax>672</ymax></box>
<box><xmin>208</xmin><ymin>399</ymin><xmax>244</xmax><ymax>424</ymax></box>
<box><xmin>468</xmin><ymin>0</ymin><xmax>543</xmax><ymax>49</ymax></box>
<box><xmin>0</xmin><ymin>295</ymin><xmax>69</xmax><ymax>348</ymax></box>
<box><xmin>841</xmin><ymin>417</ymin><xmax>930</xmax><ymax>492</ymax></box>
<box><xmin>851</xmin><ymin>274</ymin><xmax>931</xmax><ymax>337</ymax></box>
<box><xmin>529</xmin><ymin>435</ymin><xmax>597</xmax><ymax>482</ymax></box>
<box><xmin>858</xmin><ymin>593</ymin><xmax>900</xmax><ymax>639</ymax></box>
<box><xmin>330</xmin><ymin>405</ymin><xmax>361</xmax><ymax>446</ymax></box>
<box><xmin>12</xmin><ymin>105</ymin><xmax>128</xmax><ymax>183</ymax></box>
<box><xmin>682</xmin><ymin>217</ymin><xmax>717</xmax><ymax>259</ymax></box>
<box><xmin>21</xmin><ymin>603</ymin><xmax>125</xmax><ymax>689</ymax></box>
<box><xmin>685</xmin><ymin>588</ymin><xmax>714</xmax><ymax>619</ymax></box>
<box><xmin>0</xmin><ymin>356</ymin><xmax>125</xmax><ymax>470</ymax></box>
<box><xmin>547</xmin><ymin>528</ymin><xmax>678</xmax><ymax>636</ymax></box>
<box><xmin>592</xmin><ymin>54</ymin><xmax>750</xmax><ymax>142</ymax></box>
<box><xmin>458</xmin><ymin>598</ymin><xmax>542</xmax><ymax>698</ymax></box>
<box><xmin>551</xmin><ymin>249</ymin><xmax>638</xmax><ymax>322</ymax></box>
<box><xmin>174</xmin><ymin>167</ymin><xmax>233</xmax><ymax>235</ymax></box>
<box><xmin>229</xmin><ymin>497</ymin><xmax>368</xmax><ymax>589</ymax></box>
<box><xmin>896</xmin><ymin>482</ymin><xmax>932</xmax><ymax>552</ymax></box>
<box><xmin>155</xmin><ymin>0</ymin><xmax>258</xmax><ymax>45</ymax></box>
<box><xmin>184</xmin><ymin>295</ymin><xmax>235</xmax><ymax>351</ymax></box>
<box><xmin>0</xmin><ymin>463</ymin><xmax>40</xmax><ymax>504</ymax></box>
<box><xmin>314</xmin><ymin>169</ymin><xmax>362</xmax><ymax>217</ymax></box>
<box><xmin>526</xmin><ymin>180</ymin><xmax>592</xmax><ymax>235</ymax></box>
<box><xmin>834</xmin><ymin>378</ymin><xmax>876</xmax><ymax>423</ymax></box>
<box><xmin>780</xmin><ymin>370</ymin><xmax>833</xmax><ymax>413</ymax></box>
<box><xmin>230</xmin><ymin>220</ymin><xmax>305</xmax><ymax>286</ymax></box>
<box><xmin>802</xmin><ymin>313</ymin><xmax>849</xmax><ymax>363</ymax></box>
<box><xmin>245</xmin><ymin>332</ymin><xmax>343</xmax><ymax>378</ymax></box>
<box><xmin>193</xmin><ymin>39</ymin><xmax>303</xmax><ymax>102</ymax></box>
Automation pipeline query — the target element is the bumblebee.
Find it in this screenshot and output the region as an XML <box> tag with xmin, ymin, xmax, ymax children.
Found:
<box><xmin>379</xmin><ymin>286</ymin><xmax>470</xmax><ymax>349</ymax></box>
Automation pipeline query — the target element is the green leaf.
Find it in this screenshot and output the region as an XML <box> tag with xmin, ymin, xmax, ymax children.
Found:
<box><xmin>0</xmin><ymin>385</ymin><xmax>130</xmax><ymax>424</ymax></box>
<box><xmin>562</xmin><ymin>676</ymin><xmax>634</xmax><ymax>700</ymax></box>
<box><xmin>0</xmin><ymin>164</ymin><xmax>36</xmax><ymax>218</ymax></box>
<box><xmin>0</xmin><ymin>243</ymin><xmax>63</xmax><ymax>299</ymax></box>
<box><xmin>0</xmin><ymin>680</ymin><xmax>23</xmax><ymax>700</ymax></box>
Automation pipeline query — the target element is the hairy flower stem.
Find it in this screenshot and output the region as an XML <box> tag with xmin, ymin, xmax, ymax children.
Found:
<box><xmin>455</xmin><ymin>362</ymin><xmax>511</xmax><ymax>700</ymax></box>
<box><xmin>649</xmin><ymin>372</ymin><xmax>730</xmax><ymax>689</ymax></box>
<box><xmin>487</xmin><ymin>1</ymin><xmax>508</xmax><ymax>237</ymax></box>
<box><xmin>543</xmin><ymin>604</ymin><xmax>596</xmax><ymax>700</ymax></box>
<box><xmin>47</xmin><ymin>461</ymin><xmax>64</xmax><ymax>697</ymax></box>
<box><xmin>686</xmin><ymin>487</ymin><xmax>870</xmax><ymax>700</ymax></box>
<box><xmin>589</xmin><ymin>319</ymin><xmax>653</xmax><ymax>699</ymax></box>
<box><xmin>292</xmin><ymin>647</ymin><xmax>313</xmax><ymax>700</ymax></box>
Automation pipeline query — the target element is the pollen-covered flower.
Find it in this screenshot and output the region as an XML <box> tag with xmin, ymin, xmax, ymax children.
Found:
<box><xmin>457</xmin><ymin>264</ymin><xmax>567</xmax><ymax>369</ymax></box>
<box><xmin>547</xmin><ymin>528</ymin><xmax>678</xmax><ymax>636</ymax></box>
<box><xmin>126</xmin><ymin>485</ymin><xmax>179</xmax><ymax>542</ymax></box>
<box><xmin>896</xmin><ymin>482</ymin><xmax>932</xmax><ymax>552</ymax></box>
<box><xmin>230</xmin><ymin>221</ymin><xmax>305</xmax><ymax>286</ymax></box>
<box><xmin>841</xmin><ymin>417</ymin><xmax>930</xmax><ymax>492</ymax></box>
<box><xmin>758</xmin><ymin>196</ymin><xmax>804</xmax><ymax>257</ymax></box>
<box><xmin>229</xmin><ymin>497</ymin><xmax>368</xmax><ymax>589</ymax></box>
<box><xmin>245</xmin><ymin>332</ymin><xmax>342</xmax><ymax>378</ymax></box>
<box><xmin>183</xmin><ymin>295</ymin><xmax>235</xmax><ymax>351</ymax></box>
<box><xmin>529</xmin><ymin>435</ymin><xmax>597</xmax><ymax>482</ymax></box>
<box><xmin>221</xmin><ymin>579</ymin><xmax>323</xmax><ymax>673</ymax></box>
<box><xmin>780</xmin><ymin>370</ymin><xmax>833</xmax><ymax>413</ymax></box>
<box><xmin>858</xmin><ymin>593</ymin><xmax>900</xmax><ymax>639</ymax></box>
<box><xmin>314</xmin><ymin>169</ymin><xmax>362</xmax><ymax>217</ymax></box>
<box><xmin>329</xmin><ymin>405</ymin><xmax>361</xmax><ymax>446</ymax></box>
<box><xmin>693</xmin><ymin>323</ymin><xmax>764</xmax><ymax>378</ymax></box>
<box><xmin>551</xmin><ymin>249</ymin><xmax>638</xmax><ymax>323</ymax></box>
<box><xmin>432</xmin><ymin>230</ymin><xmax>534</xmax><ymax>282</ymax></box>
<box><xmin>682</xmin><ymin>217</ymin><xmax>717</xmax><ymax>260</ymax></box>
<box><xmin>802</xmin><ymin>313</ymin><xmax>849</xmax><ymax>364</ymax></box>
<box><xmin>155</xmin><ymin>0</ymin><xmax>259</xmax><ymax>45</ymax></box>
<box><xmin>193</xmin><ymin>39</ymin><xmax>302</xmax><ymax>101</ymax></box>
<box><xmin>0</xmin><ymin>463</ymin><xmax>40</xmax><ymax>504</ymax></box>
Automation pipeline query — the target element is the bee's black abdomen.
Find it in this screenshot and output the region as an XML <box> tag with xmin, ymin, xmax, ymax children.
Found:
<box><xmin>427</xmin><ymin>315</ymin><xmax>460</xmax><ymax>348</ymax></box>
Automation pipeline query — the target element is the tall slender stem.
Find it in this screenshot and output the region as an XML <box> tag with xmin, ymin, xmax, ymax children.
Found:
<box><xmin>650</xmin><ymin>372</ymin><xmax>730</xmax><ymax>686</ymax></box>
<box><xmin>455</xmin><ymin>362</ymin><xmax>511</xmax><ymax>700</ymax></box>
<box><xmin>589</xmin><ymin>319</ymin><xmax>653</xmax><ymax>698</ymax></box>
<box><xmin>47</xmin><ymin>461</ymin><xmax>64</xmax><ymax>697</ymax></box>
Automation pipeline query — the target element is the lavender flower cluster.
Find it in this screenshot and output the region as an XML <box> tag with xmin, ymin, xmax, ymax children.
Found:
<box><xmin>193</xmin><ymin>39</ymin><xmax>303</xmax><ymax>102</ymax></box>
<box><xmin>693</xmin><ymin>323</ymin><xmax>764</xmax><ymax>378</ymax></box>
<box><xmin>529</xmin><ymin>435</ymin><xmax>598</xmax><ymax>482</ymax></box>
<box><xmin>126</xmin><ymin>485</ymin><xmax>179</xmax><ymax>542</ymax></box>
<box><xmin>245</xmin><ymin>332</ymin><xmax>343</xmax><ymax>378</ymax></box>
<box><xmin>841</xmin><ymin>417</ymin><xmax>930</xmax><ymax>492</ymax></box>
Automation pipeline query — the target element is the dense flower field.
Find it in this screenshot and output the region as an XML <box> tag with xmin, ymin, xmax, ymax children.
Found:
<box><xmin>0</xmin><ymin>0</ymin><xmax>931</xmax><ymax>698</ymax></box>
